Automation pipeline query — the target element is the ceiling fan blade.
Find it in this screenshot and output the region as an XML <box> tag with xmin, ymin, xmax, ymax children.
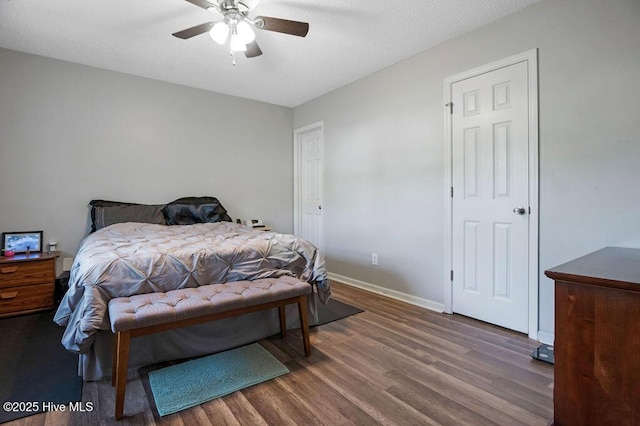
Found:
<box><xmin>255</xmin><ymin>16</ymin><xmax>309</xmax><ymax>37</ymax></box>
<box><xmin>184</xmin><ymin>0</ymin><xmax>217</xmax><ymax>11</ymax></box>
<box><xmin>172</xmin><ymin>22</ymin><xmax>215</xmax><ymax>39</ymax></box>
<box><xmin>245</xmin><ymin>40</ymin><xmax>263</xmax><ymax>58</ymax></box>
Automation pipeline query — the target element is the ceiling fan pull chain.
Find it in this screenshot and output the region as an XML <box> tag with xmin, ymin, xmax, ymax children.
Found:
<box><xmin>230</xmin><ymin>50</ymin><xmax>236</xmax><ymax>66</ymax></box>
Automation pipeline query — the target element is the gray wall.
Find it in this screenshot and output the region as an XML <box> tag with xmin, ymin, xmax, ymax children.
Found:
<box><xmin>0</xmin><ymin>48</ymin><xmax>294</xmax><ymax>258</ymax></box>
<box><xmin>294</xmin><ymin>0</ymin><xmax>640</xmax><ymax>340</ymax></box>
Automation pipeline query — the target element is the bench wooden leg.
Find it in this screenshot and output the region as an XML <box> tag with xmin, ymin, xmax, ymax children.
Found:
<box><xmin>278</xmin><ymin>305</ymin><xmax>287</xmax><ymax>338</ymax></box>
<box><xmin>114</xmin><ymin>331</ymin><xmax>130</xmax><ymax>420</ymax></box>
<box><xmin>298</xmin><ymin>294</ymin><xmax>311</xmax><ymax>357</ymax></box>
<box><xmin>111</xmin><ymin>334</ymin><xmax>117</xmax><ymax>387</ymax></box>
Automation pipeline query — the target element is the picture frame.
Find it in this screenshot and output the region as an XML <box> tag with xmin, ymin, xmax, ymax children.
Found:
<box><xmin>1</xmin><ymin>231</ymin><xmax>43</xmax><ymax>254</ymax></box>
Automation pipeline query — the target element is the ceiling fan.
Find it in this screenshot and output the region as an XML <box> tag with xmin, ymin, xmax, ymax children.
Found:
<box><xmin>173</xmin><ymin>0</ymin><xmax>309</xmax><ymax>62</ymax></box>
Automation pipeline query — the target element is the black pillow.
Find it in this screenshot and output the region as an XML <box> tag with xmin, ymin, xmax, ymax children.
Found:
<box><xmin>89</xmin><ymin>200</ymin><xmax>140</xmax><ymax>232</ymax></box>
<box><xmin>162</xmin><ymin>196</ymin><xmax>232</xmax><ymax>225</ymax></box>
<box><xmin>89</xmin><ymin>200</ymin><xmax>169</xmax><ymax>232</ymax></box>
<box><xmin>89</xmin><ymin>200</ymin><xmax>139</xmax><ymax>208</ymax></box>
<box><xmin>92</xmin><ymin>204</ymin><xmax>166</xmax><ymax>231</ymax></box>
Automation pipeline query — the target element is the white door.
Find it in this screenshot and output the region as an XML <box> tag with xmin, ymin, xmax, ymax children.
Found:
<box><xmin>451</xmin><ymin>61</ymin><xmax>530</xmax><ymax>333</ymax></box>
<box><xmin>294</xmin><ymin>123</ymin><xmax>324</xmax><ymax>251</ymax></box>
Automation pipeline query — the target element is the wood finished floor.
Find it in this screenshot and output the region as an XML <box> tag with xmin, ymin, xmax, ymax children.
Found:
<box><xmin>8</xmin><ymin>281</ymin><xmax>554</xmax><ymax>426</ymax></box>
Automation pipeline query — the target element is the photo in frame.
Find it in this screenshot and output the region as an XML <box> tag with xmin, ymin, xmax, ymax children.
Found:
<box><xmin>2</xmin><ymin>231</ymin><xmax>43</xmax><ymax>254</ymax></box>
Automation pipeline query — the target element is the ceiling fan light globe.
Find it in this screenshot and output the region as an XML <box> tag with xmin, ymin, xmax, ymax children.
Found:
<box><xmin>230</xmin><ymin>34</ymin><xmax>247</xmax><ymax>52</ymax></box>
<box><xmin>210</xmin><ymin>21</ymin><xmax>229</xmax><ymax>45</ymax></box>
<box><xmin>236</xmin><ymin>21</ymin><xmax>255</xmax><ymax>44</ymax></box>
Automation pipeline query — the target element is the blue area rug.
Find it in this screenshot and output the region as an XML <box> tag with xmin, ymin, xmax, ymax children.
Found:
<box><xmin>148</xmin><ymin>343</ymin><xmax>289</xmax><ymax>416</ymax></box>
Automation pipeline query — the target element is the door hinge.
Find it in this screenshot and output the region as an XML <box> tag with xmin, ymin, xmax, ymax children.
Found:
<box><xmin>450</xmin><ymin>270</ymin><xmax>454</xmax><ymax>281</ymax></box>
<box><xmin>445</xmin><ymin>102</ymin><xmax>453</xmax><ymax>114</ymax></box>
<box><xmin>450</xmin><ymin>187</ymin><xmax>454</xmax><ymax>198</ymax></box>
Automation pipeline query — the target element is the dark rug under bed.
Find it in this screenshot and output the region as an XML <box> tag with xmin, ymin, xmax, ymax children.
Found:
<box><xmin>315</xmin><ymin>294</ymin><xmax>364</xmax><ymax>326</ymax></box>
<box><xmin>0</xmin><ymin>310</ymin><xmax>83</xmax><ymax>424</ymax></box>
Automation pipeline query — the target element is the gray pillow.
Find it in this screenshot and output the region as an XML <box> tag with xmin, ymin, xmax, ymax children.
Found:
<box><xmin>93</xmin><ymin>204</ymin><xmax>166</xmax><ymax>231</ymax></box>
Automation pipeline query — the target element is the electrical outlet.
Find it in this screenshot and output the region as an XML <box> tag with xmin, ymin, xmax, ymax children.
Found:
<box><xmin>371</xmin><ymin>253</ymin><xmax>378</xmax><ymax>266</ymax></box>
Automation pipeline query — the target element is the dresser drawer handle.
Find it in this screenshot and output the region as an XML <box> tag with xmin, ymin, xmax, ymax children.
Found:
<box><xmin>0</xmin><ymin>291</ymin><xmax>18</xmax><ymax>299</ymax></box>
<box><xmin>1</xmin><ymin>267</ymin><xmax>19</xmax><ymax>274</ymax></box>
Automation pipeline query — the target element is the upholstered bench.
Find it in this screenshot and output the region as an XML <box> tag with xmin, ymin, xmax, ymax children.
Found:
<box><xmin>108</xmin><ymin>276</ymin><xmax>312</xmax><ymax>420</ymax></box>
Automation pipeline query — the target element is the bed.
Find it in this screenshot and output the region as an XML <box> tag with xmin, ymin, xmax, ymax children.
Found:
<box><xmin>54</xmin><ymin>198</ymin><xmax>329</xmax><ymax>381</ymax></box>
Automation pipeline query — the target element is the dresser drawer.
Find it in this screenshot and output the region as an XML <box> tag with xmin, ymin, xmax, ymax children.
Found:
<box><xmin>0</xmin><ymin>259</ymin><xmax>55</xmax><ymax>288</ymax></box>
<box><xmin>0</xmin><ymin>283</ymin><xmax>54</xmax><ymax>315</ymax></box>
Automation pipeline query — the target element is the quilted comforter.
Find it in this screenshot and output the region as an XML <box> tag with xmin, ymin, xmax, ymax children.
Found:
<box><xmin>54</xmin><ymin>222</ymin><xmax>329</xmax><ymax>353</ymax></box>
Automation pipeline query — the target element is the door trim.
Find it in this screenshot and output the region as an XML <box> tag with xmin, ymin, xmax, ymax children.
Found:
<box><xmin>443</xmin><ymin>49</ymin><xmax>539</xmax><ymax>339</ymax></box>
<box><xmin>293</xmin><ymin>121</ymin><xmax>325</xmax><ymax>250</ymax></box>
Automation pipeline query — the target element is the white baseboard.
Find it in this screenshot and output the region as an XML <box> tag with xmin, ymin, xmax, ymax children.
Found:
<box><xmin>536</xmin><ymin>330</ymin><xmax>554</xmax><ymax>346</ymax></box>
<box><xmin>329</xmin><ymin>273</ymin><xmax>554</xmax><ymax>344</ymax></box>
<box><xmin>328</xmin><ymin>273</ymin><xmax>444</xmax><ymax>313</ymax></box>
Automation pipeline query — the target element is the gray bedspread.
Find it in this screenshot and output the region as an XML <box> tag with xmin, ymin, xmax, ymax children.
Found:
<box><xmin>54</xmin><ymin>222</ymin><xmax>329</xmax><ymax>354</ymax></box>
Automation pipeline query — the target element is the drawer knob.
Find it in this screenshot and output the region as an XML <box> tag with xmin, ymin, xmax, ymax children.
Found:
<box><xmin>0</xmin><ymin>291</ymin><xmax>18</xmax><ymax>299</ymax></box>
<box><xmin>1</xmin><ymin>267</ymin><xmax>19</xmax><ymax>274</ymax></box>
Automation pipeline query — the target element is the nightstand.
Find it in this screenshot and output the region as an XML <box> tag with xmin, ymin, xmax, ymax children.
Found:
<box><xmin>55</xmin><ymin>270</ymin><xmax>71</xmax><ymax>305</ymax></box>
<box><xmin>0</xmin><ymin>252</ymin><xmax>59</xmax><ymax>317</ymax></box>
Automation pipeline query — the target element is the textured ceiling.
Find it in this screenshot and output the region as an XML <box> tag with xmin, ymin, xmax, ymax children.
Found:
<box><xmin>0</xmin><ymin>0</ymin><xmax>541</xmax><ymax>107</ymax></box>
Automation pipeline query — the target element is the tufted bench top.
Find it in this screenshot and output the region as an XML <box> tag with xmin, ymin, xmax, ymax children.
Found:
<box><xmin>108</xmin><ymin>276</ymin><xmax>312</xmax><ymax>333</ymax></box>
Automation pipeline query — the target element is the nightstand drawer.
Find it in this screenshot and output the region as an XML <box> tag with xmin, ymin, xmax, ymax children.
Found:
<box><xmin>0</xmin><ymin>283</ymin><xmax>54</xmax><ymax>315</ymax></box>
<box><xmin>0</xmin><ymin>259</ymin><xmax>55</xmax><ymax>288</ymax></box>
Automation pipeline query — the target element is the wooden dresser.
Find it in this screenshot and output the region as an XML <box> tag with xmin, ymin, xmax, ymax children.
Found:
<box><xmin>0</xmin><ymin>252</ymin><xmax>58</xmax><ymax>317</ymax></box>
<box><xmin>545</xmin><ymin>247</ymin><xmax>640</xmax><ymax>426</ymax></box>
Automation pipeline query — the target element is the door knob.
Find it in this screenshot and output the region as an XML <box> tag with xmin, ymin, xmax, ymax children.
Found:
<box><xmin>513</xmin><ymin>206</ymin><xmax>526</xmax><ymax>215</ymax></box>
